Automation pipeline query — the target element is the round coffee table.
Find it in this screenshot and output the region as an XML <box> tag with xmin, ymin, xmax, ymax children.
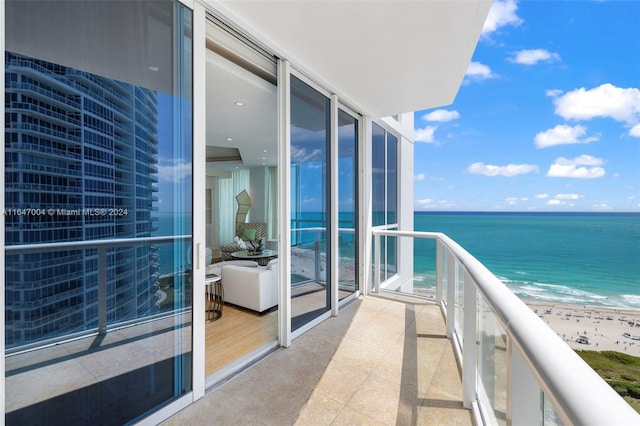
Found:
<box><xmin>231</xmin><ymin>249</ymin><xmax>278</xmax><ymax>266</ymax></box>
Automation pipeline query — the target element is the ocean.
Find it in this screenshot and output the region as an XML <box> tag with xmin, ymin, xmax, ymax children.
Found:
<box><xmin>413</xmin><ymin>212</ymin><xmax>640</xmax><ymax>310</ymax></box>
<box><xmin>155</xmin><ymin>211</ymin><xmax>640</xmax><ymax>310</ymax></box>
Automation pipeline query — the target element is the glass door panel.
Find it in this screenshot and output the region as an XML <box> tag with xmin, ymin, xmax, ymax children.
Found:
<box><xmin>4</xmin><ymin>1</ymin><xmax>193</xmax><ymax>423</ymax></box>
<box><xmin>290</xmin><ymin>76</ymin><xmax>330</xmax><ymax>330</ymax></box>
<box><xmin>337</xmin><ymin>109</ymin><xmax>358</xmax><ymax>299</ymax></box>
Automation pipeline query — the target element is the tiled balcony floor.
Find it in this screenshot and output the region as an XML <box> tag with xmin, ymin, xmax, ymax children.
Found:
<box><xmin>165</xmin><ymin>293</ymin><xmax>472</xmax><ymax>425</ymax></box>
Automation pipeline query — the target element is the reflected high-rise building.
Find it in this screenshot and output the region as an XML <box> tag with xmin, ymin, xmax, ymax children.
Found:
<box><xmin>4</xmin><ymin>52</ymin><xmax>160</xmax><ymax>348</ymax></box>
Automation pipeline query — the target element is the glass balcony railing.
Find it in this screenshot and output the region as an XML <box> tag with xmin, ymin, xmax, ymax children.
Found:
<box><xmin>4</xmin><ymin>236</ymin><xmax>193</xmax><ymax>424</ymax></box>
<box><xmin>372</xmin><ymin>228</ymin><xmax>640</xmax><ymax>425</ymax></box>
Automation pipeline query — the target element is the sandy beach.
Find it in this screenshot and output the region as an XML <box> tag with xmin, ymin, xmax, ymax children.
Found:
<box><xmin>525</xmin><ymin>302</ymin><xmax>640</xmax><ymax>357</ymax></box>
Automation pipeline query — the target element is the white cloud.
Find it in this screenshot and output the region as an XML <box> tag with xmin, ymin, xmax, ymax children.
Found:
<box><xmin>552</xmin><ymin>83</ymin><xmax>640</xmax><ymax>127</ymax></box>
<box><xmin>535</xmin><ymin>193</ymin><xmax>549</xmax><ymax>199</ymax></box>
<box><xmin>534</xmin><ymin>124</ymin><xmax>598</xmax><ymax>148</ymax></box>
<box><xmin>415</xmin><ymin>198</ymin><xmax>433</xmax><ymax>207</ymax></box>
<box><xmin>630</xmin><ymin>124</ymin><xmax>640</xmax><ymax>137</ymax></box>
<box><xmin>547</xmin><ymin>194</ymin><xmax>580</xmax><ymax>207</ymax></box>
<box><xmin>547</xmin><ymin>155</ymin><xmax>606</xmax><ymax>179</ymax></box>
<box><xmin>423</xmin><ymin>109</ymin><xmax>460</xmax><ymax>122</ymax></box>
<box><xmin>464</xmin><ymin>62</ymin><xmax>496</xmax><ymax>84</ymax></box>
<box><xmin>546</xmin><ymin>89</ymin><xmax>563</xmax><ymax>97</ymax></box>
<box><xmin>554</xmin><ymin>193</ymin><xmax>582</xmax><ymax>200</ymax></box>
<box><xmin>505</xmin><ymin>197</ymin><xmax>529</xmax><ymax>205</ymax></box>
<box><xmin>482</xmin><ymin>0</ymin><xmax>523</xmax><ymax>36</ymax></box>
<box><xmin>157</xmin><ymin>159</ymin><xmax>192</xmax><ymax>183</ymax></box>
<box><xmin>414</xmin><ymin>173</ymin><xmax>426</xmax><ymax>181</ymax></box>
<box><xmin>414</xmin><ymin>125</ymin><xmax>438</xmax><ymax>144</ymax></box>
<box><xmin>592</xmin><ymin>203</ymin><xmax>614</xmax><ymax>211</ymax></box>
<box><xmin>467</xmin><ymin>162</ymin><xmax>539</xmax><ymax>177</ymax></box>
<box><xmin>510</xmin><ymin>49</ymin><xmax>561</xmax><ymax>65</ymax></box>
<box><xmin>415</xmin><ymin>199</ymin><xmax>456</xmax><ymax>210</ymax></box>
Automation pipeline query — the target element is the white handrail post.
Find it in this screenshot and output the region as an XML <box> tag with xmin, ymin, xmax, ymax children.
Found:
<box><xmin>435</xmin><ymin>240</ymin><xmax>443</xmax><ymax>304</ymax></box>
<box><xmin>374</xmin><ymin>232</ymin><xmax>381</xmax><ymax>293</ymax></box>
<box><xmin>98</xmin><ymin>246</ymin><xmax>107</xmax><ymax>335</ymax></box>
<box><xmin>445</xmin><ymin>248</ymin><xmax>455</xmax><ymax>339</ymax></box>
<box><xmin>462</xmin><ymin>269</ymin><xmax>477</xmax><ymax>409</ymax></box>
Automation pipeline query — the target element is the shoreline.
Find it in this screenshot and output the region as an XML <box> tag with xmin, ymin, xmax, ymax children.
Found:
<box><xmin>524</xmin><ymin>301</ymin><xmax>640</xmax><ymax>357</ymax></box>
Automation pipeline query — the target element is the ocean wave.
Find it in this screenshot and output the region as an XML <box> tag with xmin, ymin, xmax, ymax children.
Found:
<box><xmin>500</xmin><ymin>278</ymin><xmax>640</xmax><ymax>309</ymax></box>
<box><xmin>622</xmin><ymin>294</ymin><xmax>640</xmax><ymax>308</ymax></box>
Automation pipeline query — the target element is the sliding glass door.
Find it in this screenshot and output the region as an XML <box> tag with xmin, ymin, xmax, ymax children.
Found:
<box><xmin>4</xmin><ymin>1</ymin><xmax>193</xmax><ymax>423</ymax></box>
<box><xmin>290</xmin><ymin>76</ymin><xmax>331</xmax><ymax>330</ymax></box>
<box><xmin>337</xmin><ymin>109</ymin><xmax>358</xmax><ymax>299</ymax></box>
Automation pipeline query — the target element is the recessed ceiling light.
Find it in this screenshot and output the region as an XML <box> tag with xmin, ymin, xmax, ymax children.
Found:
<box><xmin>263</xmin><ymin>149</ymin><xmax>268</xmax><ymax>153</ymax></box>
<box><xmin>148</xmin><ymin>66</ymin><xmax>159</xmax><ymax>72</ymax></box>
<box><xmin>234</xmin><ymin>101</ymin><xmax>245</xmax><ymax>107</ymax></box>
<box><xmin>226</xmin><ymin>138</ymin><xmax>233</xmax><ymax>142</ymax></box>
<box><xmin>262</xmin><ymin>157</ymin><xmax>266</xmax><ymax>160</ymax></box>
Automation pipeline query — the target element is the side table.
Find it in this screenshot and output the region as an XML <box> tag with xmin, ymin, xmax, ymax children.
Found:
<box><xmin>205</xmin><ymin>273</ymin><xmax>223</xmax><ymax>321</ymax></box>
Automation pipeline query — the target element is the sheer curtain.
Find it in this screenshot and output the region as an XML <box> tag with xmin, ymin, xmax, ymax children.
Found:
<box><xmin>218</xmin><ymin>169</ymin><xmax>251</xmax><ymax>244</ymax></box>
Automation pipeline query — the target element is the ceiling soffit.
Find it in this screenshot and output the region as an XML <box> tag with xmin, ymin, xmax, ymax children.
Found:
<box><xmin>216</xmin><ymin>0</ymin><xmax>492</xmax><ymax>117</ymax></box>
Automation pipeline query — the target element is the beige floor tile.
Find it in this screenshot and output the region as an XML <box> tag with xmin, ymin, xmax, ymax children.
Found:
<box><xmin>346</xmin><ymin>374</ymin><xmax>401</xmax><ymax>425</ymax></box>
<box><xmin>331</xmin><ymin>406</ymin><xmax>387</xmax><ymax>426</ymax></box>
<box><xmin>294</xmin><ymin>392</ymin><xmax>344</xmax><ymax>425</ymax></box>
<box><xmin>313</xmin><ymin>359</ymin><xmax>370</xmax><ymax>404</ymax></box>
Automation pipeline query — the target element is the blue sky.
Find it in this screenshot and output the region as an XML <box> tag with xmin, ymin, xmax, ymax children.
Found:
<box><xmin>413</xmin><ymin>0</ymin><xmax>640</xmax><ymax>212</ymax></box>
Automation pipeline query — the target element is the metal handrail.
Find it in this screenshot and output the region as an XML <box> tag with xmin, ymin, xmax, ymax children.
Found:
<box><xmin>372</xmin><ymin>228</ymin><xmax>639</xmax><ymax>425</ymax></box>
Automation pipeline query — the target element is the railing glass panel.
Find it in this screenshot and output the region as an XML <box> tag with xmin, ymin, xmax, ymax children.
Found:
<box><xmin>477</xmin><ymin>293</ymin><xmax>508</xmax><ymax>425</ymax></box>
<box><xmin>455</xmin><ymin>261</ymin><xmax>465</xmax><ymax>343</ymax></box>
<box><xmin>542</xmin><ymin>392</ymin><xmax>564</xmax><ymax>426</ymax></box>
<box><xmin>372</xmin><ymin>229</ymin><xmax>640</xmax><ymax>424</ymax></box>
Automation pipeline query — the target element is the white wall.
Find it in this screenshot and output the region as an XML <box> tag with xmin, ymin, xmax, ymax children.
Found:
<box><xmin>249</xmin><ymin>166</ymin><xmax>269</xmax><ymax>223</ymax></box>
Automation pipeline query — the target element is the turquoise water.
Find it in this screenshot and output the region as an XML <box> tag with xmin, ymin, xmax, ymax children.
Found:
<box><xmin>414</xmin><ymin>212</ymin><xmax>640</xmax><ymax>309</ymax></box>
<box><xmin>155</xmin><ymin>211</ymin><xmax>640</xmax><ymax>309</ymax></box>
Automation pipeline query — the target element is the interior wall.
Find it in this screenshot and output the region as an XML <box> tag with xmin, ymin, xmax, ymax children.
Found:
<box><xmin>249</xmin><ymin>166</ymin><xmax>269</xmax><ymax>223</ymax></box>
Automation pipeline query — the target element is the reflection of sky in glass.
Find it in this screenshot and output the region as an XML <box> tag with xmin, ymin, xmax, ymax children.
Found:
<box><xmin>156</xmin><ymin>93</ymin><xmax>193</xmax><ymax>213</ymax></box>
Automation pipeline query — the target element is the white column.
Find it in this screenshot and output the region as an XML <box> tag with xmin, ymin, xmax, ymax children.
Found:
<box><xmin>277</xmin><ymin>59</ymin><xmax>292</xmax><ymax>347</ymax></box>
<box><xmin>330</xmin><ymin>95</ymin><xmax>339</xmax><ymax>315</ymax></box>
<box><xmin>360</xmin><ymin>117</ymin><xmax>372</xmax><ymax>297</ymax></box>
<box><xmin>191</xmin><ymin>0</ymin><xmax>207</xmax><ymax>400</ymax></box>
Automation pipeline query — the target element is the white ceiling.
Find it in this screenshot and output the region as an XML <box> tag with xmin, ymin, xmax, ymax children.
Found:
<box><xmin>217</xmin><ymin>0</ymin><xmax>491</xmax><ymax>117</ymax></box>
<box><xmin>206</xmin><ymin>49</ymin><xmax>277</xmax><ymax>170</ymax></box>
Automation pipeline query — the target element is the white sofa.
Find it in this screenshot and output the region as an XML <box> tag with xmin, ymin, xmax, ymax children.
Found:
<box><xmin>220</xmin><ymin>259</ymin><xmax>279</xmax><ymax>313</ymax></box>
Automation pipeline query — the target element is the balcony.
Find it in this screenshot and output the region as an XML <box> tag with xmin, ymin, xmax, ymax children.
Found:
<box><xmin>5</xmin><ymin>231</ymin><xmax>639</xmax><ymax>425</ymax></box>
<box><xmin>165</xmin><ymin>293</ymin><xmax>470</xmax><ymax>425</ymax></box>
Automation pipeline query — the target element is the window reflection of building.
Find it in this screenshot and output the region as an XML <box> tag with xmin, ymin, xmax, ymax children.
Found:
<box><xmin>5</xmin><ymin>52</ymin><xmax>160</xmax><ymax>347</ymax></box>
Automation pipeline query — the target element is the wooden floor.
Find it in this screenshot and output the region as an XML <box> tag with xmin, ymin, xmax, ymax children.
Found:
<box><xmin>205</xmin><ymin>303</ymin><xmax>278</xmax><ymax>375</ymax></box>
<box><xmin>205</xmin><ymin>287</ymin><xmax>356</xmax><ymax>376</ymax></box>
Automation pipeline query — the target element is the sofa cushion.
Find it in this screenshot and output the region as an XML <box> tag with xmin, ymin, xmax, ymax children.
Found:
<box><xmin>207</xmin><ymin>260</ymin><xmax>258</xmax><ymax>276</ymax></box>
<box><xmin>241</xmin><ymin>228</ymin><xmax>257</xmax><ymax>241</ymax></box>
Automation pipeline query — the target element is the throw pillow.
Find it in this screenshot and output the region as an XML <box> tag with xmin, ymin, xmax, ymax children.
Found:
<box><xmin>241</xmin><ymin>228</ymin><xmax>257</xmax><ymax>242</ymax></box>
